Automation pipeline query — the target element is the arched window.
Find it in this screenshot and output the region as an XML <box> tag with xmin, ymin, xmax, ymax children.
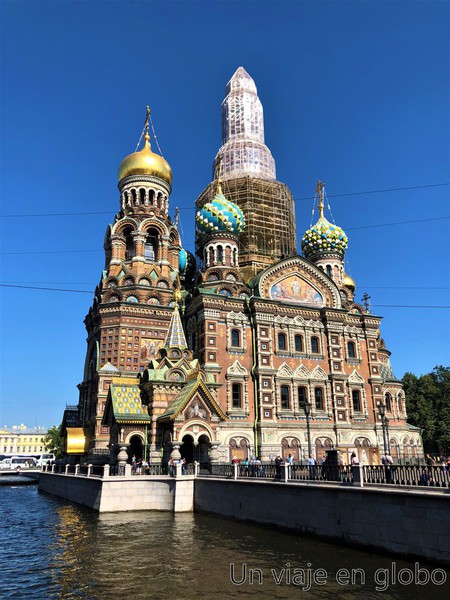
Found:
<box><xmin>314</xmin><ymin>387</ymin><xmax>324</xmax><ymax>411</ymax></box>
<box><xmin>217</xmin><ymin>246</ymin><xmax>223</xmax><ymax>263</ymax></box>
<box><xmin>281</xmin><ymin>385</ymin><xmax>290</xmax><ymax>409</ymax></box>
<box><xmin>298</xmin><ymin>386</ymin><xmax>307</xmax><ymax>408</ymax></box>
<box><xmin>124</xmin><ymin>228</ymin><xmax>134</xmax><ymax>261</ymax></box>
<box><xmin>385</xmin><ymin>392</ymin><xmax>392</xmax><ymax>412</ymax></box>
<box><xmin>278</xmin><ymin>332</ymin><xmax>287</xmax><ymax>351</ymax></box>
<box><xmin>311</xmin><ymin>336</ymin><xmax>320</xmax><ymax>354</ymax></box>
<box><xmin>352</xmin><ymin>389</ymin><xmax>361</xmax><ymax>412</ymax></box>
<box><xmin>295</xmin><ymin>335</ymin><xmax>303</xmax><ymax>352</ymax></box>
<box><xmin>145</xmin><ymin>233</ymin><xmax>157</xmax><ymax>260</ymax></box>
<box><xmin>326</xmin><ymin>265</ymin><xmax>332</xmax><ymax>278</ymax></box>
<box><xmin>231</xmin><ymin>329</ymin><xmax>240</xmax><ymax>347</ymax></box>
<box><xmin>347</xmin><ymin>341</ymin><xmax>356</xmax><ymax>358</ymax></box>
<box><xmin>232</xmin><ymin>383</ymin><xmax>242</xmax><ymax>408</ymax></box>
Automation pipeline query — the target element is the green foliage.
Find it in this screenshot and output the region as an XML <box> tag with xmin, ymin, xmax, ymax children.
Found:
<box><xmin>403</xmin><ymin>366</ymin><xmax>450</xmax><ymax>455</ymax></box>
<box><xmin>43</xmin><ymin>425</ymin><xmax>64</xmax><ymax>459</ymax></box>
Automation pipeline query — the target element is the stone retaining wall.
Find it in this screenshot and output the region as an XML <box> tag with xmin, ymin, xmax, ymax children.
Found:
<box><xmin>194</xmin><ymin>478</ymin><xmax>450</xmax><ymax>566</ymax></box>
<box><xmin>39</xmin><ymin>473</ymin><xmax>194</xmax><ymax>512</ymax></box>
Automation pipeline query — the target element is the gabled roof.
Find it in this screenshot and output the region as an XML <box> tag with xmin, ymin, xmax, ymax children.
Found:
<box><xmin>108</xmin><ymin>383</ymin><xmax>150</xmax><ymax>423</ymax></box>
<box><xmin>158</xmin><ymin>376</ymin><xmax>228</xmax><ymax>423</ymax></box>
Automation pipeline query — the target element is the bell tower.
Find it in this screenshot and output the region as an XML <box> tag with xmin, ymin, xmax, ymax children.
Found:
<box><xmin>78</xmin><ymin>108</ymin><xmax>184</xmax><ymax>457</ymax></box>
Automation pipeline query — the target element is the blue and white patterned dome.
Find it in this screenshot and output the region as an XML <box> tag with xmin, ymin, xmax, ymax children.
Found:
<box><xmin>179</xmin><ymin>248</ymin><xmax>187</xmax><ymax>273</ymax></box>
<box><xmin>196</xmin><ymin>193</ymin><xmax>245</xmax><ymax>235</ymax></box>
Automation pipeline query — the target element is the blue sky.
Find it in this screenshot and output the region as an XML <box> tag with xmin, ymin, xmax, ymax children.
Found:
<box><xmin>1</xmin><ymin>0</ymin><xmax>449</xmax><ymax>428</ymax></box>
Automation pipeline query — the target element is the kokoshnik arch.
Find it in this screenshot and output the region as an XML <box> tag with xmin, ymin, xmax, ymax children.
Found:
<box><xmin>61</xmin><ymin>67</ymin><xmax>423</xmax><ymax>466</ymax></box>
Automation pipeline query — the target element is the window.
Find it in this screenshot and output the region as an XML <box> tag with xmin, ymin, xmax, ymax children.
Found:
<box><xmin>145</xmin><ymin>235</ymin><xmax>156</xmax><ymax>260</ymax></box>
<box><xmin>326</xmin><ymin>265</ymin><xmax>332</xmax><ymax>278</ymax></box>
<box><xmin>294</xmin><ymin>335</ymin><xmax>303</xmax><ymax>352</ymax></box>
<box><xmin>315</xmin><ymin>387</ymin><xmax>324</xmax><ymax>411</ymax></box>
<box><xmin>231</xmin><ymin>329</ymin><xmax>240</xmax><ymax>347</ymax></box>
<box><xmin>232</xmin><ymin>383</ymin><xmax>242</xmax><ymax>408</ymax></box>
<box><xmin>124</xmin><ymin>228</ymin><xmax>134</xmax><ymax>261</ymax></box>
<box><xmin>278</xmin><ymin>333</ymin><xmax>287</xmax><ymax>351</ymax></box>
<box><xmin>352</xmin><ymin>390</ymin><xmax>361</xmax><ymax>412</ymax></box>
<box><xmin>281</xmin><ymin>385</ymin><xmax>290</xmax><ymax>409</ymax></box>
<box><xmin>298</xmin><ymin>386</ymin><xmax>307</xmax><ymax>408</ymax></box>
<box><xmin>217</xmin><ymin>246</ymin><xmax>223</xmax><ymax>263</ymax></box>
<box><xmin>347</xmin><ymin>341</ymin><xmax>356</xmax><ymax>358</ymax></box>
<box><xmin>385</xmin><ymin>393</ymin><xmax>392</xmax><ymax>412</ymax></box>
<box><xmin>311</xmin><ymin>336</ymin><xmax>320</xmax><ymax>354</ymax></box>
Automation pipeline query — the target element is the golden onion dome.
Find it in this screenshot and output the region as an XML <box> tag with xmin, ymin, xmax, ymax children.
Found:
<box><xmin>118</xmin><ymin>133</ymin><xmax>172</xmax><ymax>185</ymax></box>
<box><xmin>343</xmin><ymin>273</ymin><xmax>356</xmax><ymax>293</ymax></box>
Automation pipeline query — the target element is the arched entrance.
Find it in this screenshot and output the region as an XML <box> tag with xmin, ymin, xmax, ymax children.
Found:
<box><xmin>198</xmin><ymin>434</ymin><xmax>210</xmax><ymax>463</ymax></box>
<box><xmin>128</xmin><ymin>435</ymin><xmax>144</xmax><ymax>461</ymax></box>
<box><xmin>181</xmin><ymin>434</ymin><xmax>194</xmax><ymax>463</ymax></box>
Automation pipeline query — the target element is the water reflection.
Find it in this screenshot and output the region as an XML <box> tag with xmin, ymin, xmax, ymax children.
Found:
<box><xmin>0</xmin><ymin>487</ymin><xmax>448</xmax><ymax>600</ymax></box>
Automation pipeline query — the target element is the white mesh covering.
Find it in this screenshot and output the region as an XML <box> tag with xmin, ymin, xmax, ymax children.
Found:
<box><xmin>214</xmin><ymin>67</ymin><xmax>276</xmax><ymax>181</ymax></box>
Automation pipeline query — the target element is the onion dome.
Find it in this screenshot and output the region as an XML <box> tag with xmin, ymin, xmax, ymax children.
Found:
<box><xmin>301</xmin><ymin>181</ymin><xmax>348</xmax><ymax>260</ymax></box>
<box><xmin>343</xmin><ymin>272</ymin><xmax>356</xmax><ymax>293</ymax></box>
<box><xmin>301</xmin><ymin>216</ymin><xmax>348</xmax><ymax>259</ymax></box>
<box><xmin>196</xmin><ymin>192</ymin><xmax>245</xmax><ymax>235</ymax></box>
<box><xmin>118</xmin><ymin>132</ymin><xmax>172</xmax><ymax>185</ymax></box>
<box><xmin>179</xmin><ymin>248</ymin><xmax>187</xmax><ymax>273</ymax></box>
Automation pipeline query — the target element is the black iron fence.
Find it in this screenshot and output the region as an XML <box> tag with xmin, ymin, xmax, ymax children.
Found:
<box><xmin>41</xmin><ymin>462</ymin><xmax>450</xmax><ymax>488</ymax></box>
<box><xmin>363</xmin><ymin>465</ymin><xmax>450</xmax><ymax>487</ymax></box>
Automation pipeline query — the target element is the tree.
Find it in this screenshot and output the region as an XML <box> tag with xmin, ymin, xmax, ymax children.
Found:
<box><xmin>403</xmin><ymin>366</ymin><xmax>450</xmax><ymax>455</ymax></box>
<box><xmin>43</xmin><ymin>425</ymin><xmax>64</xmax><ymax>459</ymax></box>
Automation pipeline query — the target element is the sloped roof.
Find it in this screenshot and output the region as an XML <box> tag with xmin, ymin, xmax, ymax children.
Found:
<box><xmin>99</xmin><ymin>362</ymin><xmax>119</xmax><ymax>373</ymax></box>
<box><xmin>380</xmin><ymin>361</ymin><xmax>400</xmax><ymax>383</ymax></box>
<box><xmin>110</xmin><ymin>384</ymin><xmax>150</xmax><ymax>423</ymax></box>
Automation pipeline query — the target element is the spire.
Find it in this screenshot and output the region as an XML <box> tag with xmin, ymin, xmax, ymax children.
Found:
<box><xmin>316</xmin><ymin>180</ymin><xmax>325</xmax><ymax>219</ymax></box>
<box><xmin>214</xmin><ymin>66</ymin><xmax>276</xmax><ymax>180</ymax></box>
<box><xmin>164</xmin><ymin>301</ymin><xmax>188</xmax><ymax>350</ymax></box>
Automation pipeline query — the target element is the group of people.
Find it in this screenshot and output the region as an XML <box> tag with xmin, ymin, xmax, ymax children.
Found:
<box><xmin>131</xmin><ymin>456</ymin><xmax>149</xmax><ymax>475</ymax></box>
<box><xmin>168</xmin><ymin>457</ymin><xmax>187</xmax><ymax>476</ymax></box>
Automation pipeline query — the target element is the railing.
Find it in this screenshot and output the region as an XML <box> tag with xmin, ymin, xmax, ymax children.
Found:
<box><xmin>132</xmin><ymin>464</ymin><xmax>168</xmax><ymax>476</ymax></box>
<box><xmin>289</xmin><ymin>464</ymin><xmax>354</xmax><ymax>483</ymax></box>
<box><xmin>41</xmin><ymin>462</ymin><xmax>450</xmax><ymax>489</ymax></box>
<box><xmin>363</xmin><ymin>465</ymin><xmax>450</xmax><ymax>487</ymax></box>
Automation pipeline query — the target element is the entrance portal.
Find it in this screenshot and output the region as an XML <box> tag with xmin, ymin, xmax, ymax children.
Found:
<box><xmin>181</xmin><ymin>435</ymin><xmax>194</xmax><ymax>463</ymax></box>
<box><xmin>128</xmin><ymin>435</ymin><xmax>144</xmax><ymax>461</ymax></box>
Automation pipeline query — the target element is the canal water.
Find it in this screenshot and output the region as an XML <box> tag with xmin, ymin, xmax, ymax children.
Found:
<box><xmin>0</xmin><ymin>485</ymin><xmax>448</xmax><ymax>599</ymax></box>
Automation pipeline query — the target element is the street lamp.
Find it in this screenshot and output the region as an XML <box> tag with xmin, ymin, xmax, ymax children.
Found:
<box><xmin>378</xmin><ymin>403</ymin><xmax>388</xmax><ymax>456</ymax></box>
<box><xmin>304</xmin><ymin>401</ymin><xmax>312</xmax><ymax>457</ymax></box>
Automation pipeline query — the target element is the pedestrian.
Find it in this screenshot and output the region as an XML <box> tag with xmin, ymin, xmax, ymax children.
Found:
<box><xmin>381</xmin><ymin>452</ymin><xmax>393</xmax><ymax>484</ymax></box>
<box><xmin>307</xmin><ymin>453</ymin><xmax>316</xmax><ymax>479</ymax></box>
<box><xmin>275</xmin><ymin>455</ymin><xmax>282</xmax><ymax>478</ymax></box>
<box><xmin>286</xmin><ymin>453</ymin><xmax>294</xmax><ymax>478</ymax></box>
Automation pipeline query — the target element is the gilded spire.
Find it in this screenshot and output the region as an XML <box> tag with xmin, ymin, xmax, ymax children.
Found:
<box><xmin>316</xmin><ymin>180</ymin><xmax>325</xmax><ymax>219</ymax></box>
<box><xmin>144</xmin><ymin>105</ymin><xmax>151</xmax><ymax>147</ymax></box>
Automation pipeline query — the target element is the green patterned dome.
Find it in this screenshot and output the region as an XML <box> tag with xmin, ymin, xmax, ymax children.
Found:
<box><xmin>196</xmin><ymin>192</ymin><xmax>245</xmax><ymax>235</ymax></box>
<box><xmin>301</xmin><ymin>215</ymin><xmax>348</xmax><ymax>259</ymax></box>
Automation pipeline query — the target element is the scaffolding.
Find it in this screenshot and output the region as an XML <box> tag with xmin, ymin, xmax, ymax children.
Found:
<box><xmin>196</xmin><ymin>175</ymin><xmax>297</xmax><ymax>279</ymax></box>
<box><xmin>214</xmin><ymin>67</ymin><xmax>276</xmax><ymax>181</ymax></box>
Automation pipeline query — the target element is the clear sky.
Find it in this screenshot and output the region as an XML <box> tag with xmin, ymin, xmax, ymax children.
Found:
<box><xmin>1</xmin><ymin>0</ymin><xmax>449</xmax><ymax>428</ymax></box>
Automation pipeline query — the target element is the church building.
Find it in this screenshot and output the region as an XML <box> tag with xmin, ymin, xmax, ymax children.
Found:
<box><xmin>63</xmin><ymin>68</ymin><xmax>423</xmax><ymax>466</ymax></box>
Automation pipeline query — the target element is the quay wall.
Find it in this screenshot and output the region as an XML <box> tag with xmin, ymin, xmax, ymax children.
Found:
<box><xmin>39</xmin><ymin>473</ymin><xmax>194</xmax><ymax>513</ymax></box>
<box><xmin>194</xmin><ymin>478</ymin><xmax>450</xmax><ymax>566</ymax></box>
